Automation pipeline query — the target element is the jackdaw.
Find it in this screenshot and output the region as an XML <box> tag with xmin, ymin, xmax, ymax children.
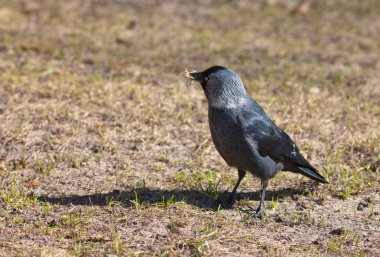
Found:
<box><xmin>188</xmin><ymin>66</ymin><xmax>327</xmax><ymax>217</ymax></box>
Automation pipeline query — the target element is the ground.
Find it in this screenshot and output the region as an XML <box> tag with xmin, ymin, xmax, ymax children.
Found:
<box><xmin>0</xmin><ymin>0</ymin><xmax>379</xmax><ymax>256</ymax></box>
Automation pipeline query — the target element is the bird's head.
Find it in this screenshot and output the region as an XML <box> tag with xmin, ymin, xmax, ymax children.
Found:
<box><xmin>189</xmin><ymin>66</ymin><xmax>248</xmax><ymax>108</ymax></box>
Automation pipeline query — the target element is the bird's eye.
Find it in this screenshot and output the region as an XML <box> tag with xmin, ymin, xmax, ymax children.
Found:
<box><xmin>204</xmin><ymin>76</ymin><xmax>209</xmax><ymax>81</ymax></box>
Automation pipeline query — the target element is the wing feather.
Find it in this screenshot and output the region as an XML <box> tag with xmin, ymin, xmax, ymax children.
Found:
<box><xmin>237</xmin><ymin>100</ymin><xmax>313</xmax><ymax>171</ymax></box>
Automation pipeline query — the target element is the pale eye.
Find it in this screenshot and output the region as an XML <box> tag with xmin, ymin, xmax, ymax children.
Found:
<box><xmin>204</xmin><ymin>76</ymin><xmax>209</xmax><ymax>81</ymax></box>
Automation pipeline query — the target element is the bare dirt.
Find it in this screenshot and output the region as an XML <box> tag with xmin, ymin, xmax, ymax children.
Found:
<box><xmin>0</xmin><ymin>0</ymin><xmax>379</xmax><ymax>256</ymax></box>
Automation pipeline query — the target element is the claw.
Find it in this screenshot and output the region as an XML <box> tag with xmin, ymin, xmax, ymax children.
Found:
<box><xmin>224</xmin><ymin>169</ymin><xmax>246</xmax><ymax>208</ymax></box>
<box><xmin>252</xmin><ymin>206</ymin><xmax>265</xmax><ymax>219</ymax></box>
<box><xmin>252</xmin><ymin>179</ymin><xmax>268</xmax><ymax>219</ymax></box>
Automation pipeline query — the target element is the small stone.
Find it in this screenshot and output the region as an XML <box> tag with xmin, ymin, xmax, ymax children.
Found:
<box><xmin>10</xmin><ymin>208</ymin><xmax>20</xmax><ymax>214</ymax></box>
<box><xmin>357</xmin><ymin>202</ymin><xmax>368</xmax><ymax>211</ymax></box>
<box><xmin>274</xmin><ymin>216</ymin><xmax>283</xmax><ymax>223</ymax></box>
<box><xmin>310</xmin><ymin>87</ymin><xmax>321</xmax><ymax>94</ymax></box>
<box><xmin>330</xmin><ymin>228</ymin><xmax>346</xmax><ymax>235</ymax></box>
<box><xmin>48</xmin><ymin>219</ymin><xmax>57</xmax><ymax>227</ymax></box>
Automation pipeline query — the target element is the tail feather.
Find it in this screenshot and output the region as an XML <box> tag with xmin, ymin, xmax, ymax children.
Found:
<box><xmin>298</xmin><ymin>166</ymin><xmax>328</xmax><ymax>184</ymax></box>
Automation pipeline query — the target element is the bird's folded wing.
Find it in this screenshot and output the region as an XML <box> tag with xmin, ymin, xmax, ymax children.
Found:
<box><xmin>238</xmin><ymin>107</ymin><xmax>311</xmax><ymax>168</ymax></box>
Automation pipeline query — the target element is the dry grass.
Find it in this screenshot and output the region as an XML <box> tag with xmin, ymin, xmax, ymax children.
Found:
<box><xmin>0</xmin><ymin>0</ymin><xmax>379</xmax><ymax>256</ymax></box>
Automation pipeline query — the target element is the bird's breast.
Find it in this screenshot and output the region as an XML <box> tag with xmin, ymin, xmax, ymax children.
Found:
<box><xmin>208</xmin><ymin>107</ymin><xmax>281</xmax><ymax>179</ymax></box>
<box><xmin>208</xmin><ymin>108</ymin><xmax>249</xmax><ymax>167</ymax></box>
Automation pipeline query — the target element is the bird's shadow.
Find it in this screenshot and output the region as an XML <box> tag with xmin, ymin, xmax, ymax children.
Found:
<box><xmin>37</xmin><ymin>186</ymin><xmax>316</xmax><ymax>211</ymax></box>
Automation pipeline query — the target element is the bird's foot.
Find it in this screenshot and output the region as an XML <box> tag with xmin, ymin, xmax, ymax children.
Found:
<box><xmin>252</xmin><ymin>206</ymin><xmax>265</xmax><ymax>219</ymax></box>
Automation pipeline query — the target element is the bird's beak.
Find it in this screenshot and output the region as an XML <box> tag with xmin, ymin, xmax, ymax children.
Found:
<box><xmin>189</xmin><ymin>71</ymin><xmax>204</xmax><ymax>82</ymax></box>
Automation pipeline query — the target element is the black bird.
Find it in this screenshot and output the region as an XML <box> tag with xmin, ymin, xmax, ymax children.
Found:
<box><xmin>188</xmin><ymin>66</ymin><xmax>328</xmax><ymax>217</ymax></box>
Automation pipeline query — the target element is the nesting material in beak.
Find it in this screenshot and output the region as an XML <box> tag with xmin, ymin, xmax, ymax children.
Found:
<box><xmin>181</xmin><ymin>68</ymin><xmax>198</xmax><ymax>85</ymax></box>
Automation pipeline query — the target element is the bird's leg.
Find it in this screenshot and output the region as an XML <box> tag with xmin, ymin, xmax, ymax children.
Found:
<box><xmin>226</xmin><ymin>169</ymin><xmax>246</xmax><ymax>205</ymax></box>
<box><xmin>253</xmin><ymin>179</ymin><xmax>268</xmax><ymax>218</ymax></box>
